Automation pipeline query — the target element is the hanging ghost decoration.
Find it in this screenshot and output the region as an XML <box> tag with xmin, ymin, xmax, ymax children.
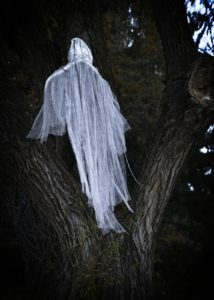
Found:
<box><xmin>27</xmin><ymin>37</ymin><xmax>133</xmax><ymax>233</ymax></box>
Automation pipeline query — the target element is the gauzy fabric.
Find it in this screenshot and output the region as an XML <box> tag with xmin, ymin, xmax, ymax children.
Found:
<box><xmin>27</xmin><ymin>37</ymin><xmax>133</xmax><ymax>233</ymax></box>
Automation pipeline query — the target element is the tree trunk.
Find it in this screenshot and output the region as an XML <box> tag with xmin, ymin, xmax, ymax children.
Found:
<box><xmin>0</xmin><ymin>1</ymin><xmax>214</xmax><ymax>299</ymax></box>
<box><xmin>132</xmin><ymin>0</ymin><xmax>214</xmax><ymax>297</ymax></box>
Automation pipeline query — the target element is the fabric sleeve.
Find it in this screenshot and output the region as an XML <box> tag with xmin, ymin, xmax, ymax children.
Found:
<box><xmin>26</xmin><ymin>68</ymin><xmax>67</xmax><ymax>143</ymax></box>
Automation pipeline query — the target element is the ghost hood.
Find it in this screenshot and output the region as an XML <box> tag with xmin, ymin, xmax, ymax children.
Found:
<box><xmin>68</xmin><ymin>37</ymin><xmax>93</xmax><ymax>64</ymax></box>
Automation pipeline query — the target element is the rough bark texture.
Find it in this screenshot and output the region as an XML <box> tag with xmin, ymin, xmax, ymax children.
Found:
<box><xmin>0</xmin><ymin>0</ymin><xmax>214</xmax><ymax>299</ymax></box>
<box><xmin>132</xmin><ymin>0</ymin><xmax>214</xmax><ymax>297</ymax></box>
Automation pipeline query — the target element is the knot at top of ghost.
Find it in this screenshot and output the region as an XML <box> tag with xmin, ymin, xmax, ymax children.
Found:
<box><xmin>68</xmin><ymin>37</ymin><xmax>93</xmax><ymax>64</ymax></box>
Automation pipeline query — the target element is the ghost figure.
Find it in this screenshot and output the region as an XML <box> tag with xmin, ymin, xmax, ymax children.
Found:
<box><xmin>27</xmin><ymin>37</ymin><xmax>133</xmax><ymax>233</ymax></box>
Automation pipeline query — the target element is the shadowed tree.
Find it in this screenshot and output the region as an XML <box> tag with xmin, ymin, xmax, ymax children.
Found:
<box><xmin>0</xmin><ymin>0</ymin><xmax>214</xmax><ymax>299</ymax></box>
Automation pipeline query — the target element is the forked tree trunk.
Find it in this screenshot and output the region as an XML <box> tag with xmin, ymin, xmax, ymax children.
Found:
<box><xmin>0</xmin><ymin>1</ymin><xmax>213</xmax><ymax>299</ymax></box>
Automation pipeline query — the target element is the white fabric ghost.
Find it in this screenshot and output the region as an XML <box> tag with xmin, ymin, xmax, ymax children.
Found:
<box><xmin>27</xmin><ymin>37</ymin><xmax>133</xmax><ymax>233</ymax></box>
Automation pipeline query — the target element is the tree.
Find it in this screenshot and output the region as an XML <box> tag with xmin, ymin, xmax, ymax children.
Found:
<box><xmin>0</xmin><ymin>0</ymin><xmax>213</xmax><ymax>299</ymax></box>
<box><xmin>155</xmin><ymin>124</ymin><xmax>214</xmax><ymax>299</ymax></box>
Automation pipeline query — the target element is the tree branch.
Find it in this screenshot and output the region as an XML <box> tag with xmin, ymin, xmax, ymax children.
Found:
<box><xmin>131</xmin><ymin>1</ymin><xmax>214</xmax><ymax>294</ymax></box>
<box><xmin>151</xmin><ymin>0</ymin><xmax>196</xmax><ymax>73</ymax></box>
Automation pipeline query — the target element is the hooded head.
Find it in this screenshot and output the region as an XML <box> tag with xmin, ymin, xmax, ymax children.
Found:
<box><xmin>68</xmin><ymin>38</ymin><xmax>93</xmax><ymax>64</ymax></box>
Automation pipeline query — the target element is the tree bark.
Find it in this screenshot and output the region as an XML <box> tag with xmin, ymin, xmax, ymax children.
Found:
<box><xmin>132</xmin><ymin>0</ymin><xmax>214</xmax><ymax>297</ymax></box>
<box><xmin>0</xmin><ymin>0</ymin><xmax>214</xmax><ymax>299</ymax></box>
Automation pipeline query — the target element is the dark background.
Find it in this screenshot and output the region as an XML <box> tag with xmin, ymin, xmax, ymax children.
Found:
<box><xmin>0</xmin><ymin>0</ymin><xmax>214</xmax><ymax>299</ymax></box>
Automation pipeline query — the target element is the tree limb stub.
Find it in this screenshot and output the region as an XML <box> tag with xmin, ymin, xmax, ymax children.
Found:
<box><xmin>188</xmin><ymin>55</ymin><xmax>214</xmax><ymax>107</ymax></box>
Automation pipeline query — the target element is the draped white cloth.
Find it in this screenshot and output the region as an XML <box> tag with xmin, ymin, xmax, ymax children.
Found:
<box><xmin>27</xmin><ymin>37</ymin><xmax>132</xmax><ymax>233</ymax></box>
